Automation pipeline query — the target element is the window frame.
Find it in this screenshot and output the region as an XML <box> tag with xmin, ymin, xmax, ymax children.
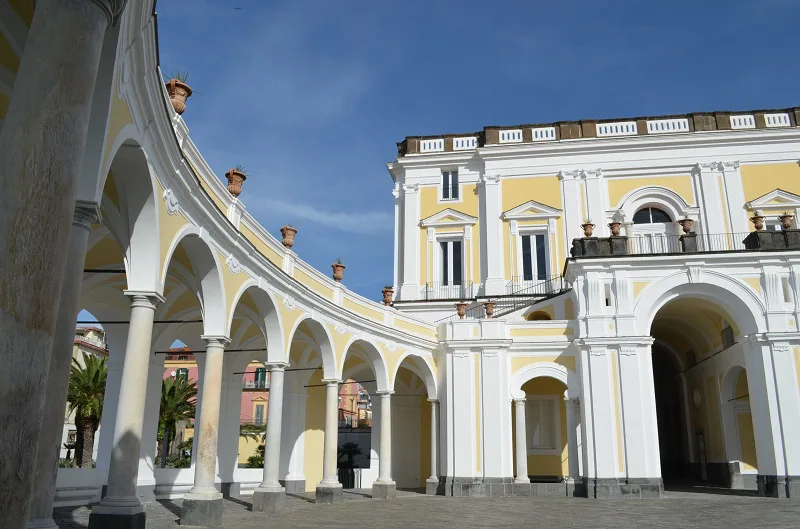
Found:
<box><xmin>176</xmin><ymin>368</ymin><xmax>189</xmax><ymax>381</ymax></box>
<box><xmin>439</xmin><ymin>170</ymin><xmax>462</xmax><ymax>204</ymax></box>
<box><xmin>515</xmin><ymin>225</ymin><xmax>551</xmax><ymax>285</ymax></box>
<box><xmin>436</xmin><ymin>235</ymin><xmax>465</xmax><ymax>287</ymax></box>
<box><xmin>526</xmin><ymin>395</ymin><xmax>562</xmax><ymax>456</ymax></box>
<box><xmin>253</xmin><ymin>403</ymin><xmax>265</xmax><ymax>426</ymax></box>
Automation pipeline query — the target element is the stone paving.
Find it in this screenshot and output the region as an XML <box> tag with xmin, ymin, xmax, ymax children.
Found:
<box><xmin>54</xmin><ymin>488</ymin><xmax>800</xmax><ymax>528</ymax></box>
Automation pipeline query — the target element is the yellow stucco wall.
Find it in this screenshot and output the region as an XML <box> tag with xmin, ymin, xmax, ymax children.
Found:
<box><xmin>510</xmin><ymin>355</ymin><xmax>576</xmax><ymax>376</ymax></box>
<box><xmin>741</xmin><ymin>163</ymin><xmax>800</xmax><ymax>203</ymax></box>
<box><xmin>295</xmin><ymin>268</ymin><xmax>335</xmax><ymax>301</ymax></box>
<box><xmin>343</xmin><ymin>297</ymin><xmax>383</xmax><ymax>322</ymax></box>
<box><xmin>419</xmin><ymin>395</ymin><xmax>431</xmax><ymax>486</ymax></box>
<box><xmin>607</xmin><ymin>175</ymin><xmax>694</xmax><ymax>209</ymax></box>
<box><xmin>509</xmin><ymin>325</ymin><xmax>572</xmax><ymax>338</ymax></box>
<box><xmin>239</xmin><ymin>224</ymin><xmax>284</xmax><ymax>268</ymax></box>
<box><xmin>101</xmin><ymin>77</ymin><xmax>135</xmax><ymax>172</ymax></box>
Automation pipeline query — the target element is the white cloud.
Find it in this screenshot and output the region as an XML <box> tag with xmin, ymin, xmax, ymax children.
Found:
<box><xmin>253</xmin><ymin>198</ymin><xmax>392</xmax><ymax>235</ymax></box>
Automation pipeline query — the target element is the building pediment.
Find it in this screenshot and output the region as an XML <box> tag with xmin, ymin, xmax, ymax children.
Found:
<box><xmin>746</xmin><ymin>188</ymin><xmax>800</xmax><ymax>210</ymax></box>
<box><xmin>502</xmin><ymin>200</ymin><xmax>562</xmax><ymax>220</ymax></box>
<box><xmin>420</xmin><ymin>208</ymin><xmax>478</xmax><ymax>228</ymax></box>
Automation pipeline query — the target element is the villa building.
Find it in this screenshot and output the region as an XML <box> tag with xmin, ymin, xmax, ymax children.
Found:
<box><xmin>3</xmin><ymin>2</ymin><xmax>800</xmax><ymax>529</ymax></box>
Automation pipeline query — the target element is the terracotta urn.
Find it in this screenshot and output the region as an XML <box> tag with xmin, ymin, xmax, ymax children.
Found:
<box><xmin>483</xmin><ymin>301</ymin><xmax>496</xmax><ymax>318</ymax></box>
<box><xmin>750</xmin><ymin>215</ymin><xmax>765</xmax><ymax>231</ymax></box>
<box><xmin>331</xmin><ymin>263</ymin><xmax>345</xmax><ymax>282</ymax></box>
<box><xmin>608</xmin><ymin>222</ymin><xmax>621</xmax><ymax>236</ymax></box>
<box><xmin>225</xmin><ymin>168</ymin><xmax>246</xmax><ymax>197</ymax></box>
<box><xmin>581</xmin><ymin>223</ymin><xmax>595</xmax><ymax>237</ymax></box>
<box><xmin>165</xmin><ymin>79</ymin><xmax>192</xmax><ymax>115</ymax></box>
<box><xmin>280</xmin><ymin>225</ymin><xmax>297</xmax><ymax>249</ymax></box>
<box><xmin>382</xmin><ymin>286</ymin><xmax>394</xmax><ymax>306</ymax></box>
<box><xmin>679</xmin><ymin>218</ymin><xmax>694</xmax><ymax>234</ymax></box>
<box><xmin>455</xmin><ymin>302</ymin><xmax>469</xmax><ymax>319</ymax></box>
<box><xmin>779</xmin><ymin>214</ymin><xmax>794</xmax><ymax>230</ymax></box>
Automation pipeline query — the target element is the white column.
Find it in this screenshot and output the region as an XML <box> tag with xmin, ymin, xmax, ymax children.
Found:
<box><xmin>429</xmin><ymin>399</ymin><xmax>438</xmax><ymax>481</ymax></box>
<box><xmin>720</xmin><ymin>161</ymin><xmax>748</xmax><ymax>234</ymax></box>
<box><xmin>399</xmin><ymin>183</ymin><xmax>420</xmax><ymax>300</ymax></box>
<box><xmin>28</xmin><ymin>203</ymin><xmax>98</xmax><ymax>529</ymax></box>
<box><xmin>186</xmin><ymin>337</ymin><xmax>227</xmax><ymax>497</ymax></box>
<box><xmin>565</xmin><ymin>397</ymin><xmax>580</xmax><ymax>479</ymax></box>
<box><xmin>376</xmin><ymin>392</ymin><xmax>394</xmax><ymax>484</ymax></box>
<box><xmin>393</xmin><ymin>183</ymin><xmax>402</xmax><ymax>294</ymax></box>
<box><xmin>514</xmin><ymin>398</ymin><xmax>529</xmax><ymax>483</ymax></box>
<box><xmin>319</xmin><ymin>380</ymin><xmax>342</xmax><ymax>487</ymax></box>
<box><xmin>559</xmin><ymin>170</ymin><xmax>583</xmax><ymax>249</ymax></box>
<box><xmin>258</xmin><ymin>364</ymin><xmax>287</xmax><ymax>491</ymax></box>
<box><xmin>582</xmin><ymin>169</ymin><xmax>606</xmax><ymax>235</ymax></box>
<box><xmin>479</xmin><ymin>174</ymin><xmax>505</xmax><ymax>296</ymax></box>
<box><xmin>0</xmin><ymin>1</ymin><xmax>124</xmax><ymax>526</ymax></box>
<box><xmin>90</xmin><ymin>292</ymin><xmax>162</xmax><ymax>521</ymax></box>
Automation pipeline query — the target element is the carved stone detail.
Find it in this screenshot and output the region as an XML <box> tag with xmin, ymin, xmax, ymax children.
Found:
<box><xmin>163</xmin><ymin>188</ymin><xmax>180</xmax><ymax>215</ymax></box>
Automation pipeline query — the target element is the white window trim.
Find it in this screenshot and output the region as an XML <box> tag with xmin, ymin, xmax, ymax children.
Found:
<box><xmin>515</xmin><ymin>225</ymin><xmax>552</xmax><ymax>285</ymax></box>
<box><xmin>438</xmin><ymin>169</ymin><xmax>463</xmax><ymax>204</ymax></box>
<box><xmin>434</xmin><ymin>232</ymin><xmax>466</xmax><ymax>287</ymax></box>
<box><xmin>526</xmin><ymin>395</ymin><xmax>562</xmax><ymax>456</ymax></box>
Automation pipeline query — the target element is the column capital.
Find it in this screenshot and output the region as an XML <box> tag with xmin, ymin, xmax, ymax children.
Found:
<box><xmin>513</xmin><ymin>397</ymin><xmax>526</xmax><ymax>404</ymax></box>
<box><xmin>321</xmin><ymin>378</ymin><xmax>342</xmax><ymax>386</ymax></box>
<box><xmin>123</xmin><ymin>290</ymin><xmax>165</xmax><ymax>308</ymax></box>
<box><xmin>376</xmin><ymin>390</ymin><xmax>394</xmax><ymax>397</ymax></box>
<box><xmin>73</xmin><ymin>200</ymin><xmax>100</xmax><ymax>231</ymax></box>
<box><xmin>201</xmin><ymin>335</ymin><xmax>231</xmax><ymax>348</ymax></box>
<box><xmin>427</xmin><ymin>398</ymin><xmax>439</xmax><ymax>403</ymax></box>
<box><xmin>88</xmin><ymin>0</ymin><xmax>128</xmax><ymax>27</ymax></box>
<box><xmin>266</xmin><ymin>362</ymin><xmax>290</xmax><ymax>371</ymax></box>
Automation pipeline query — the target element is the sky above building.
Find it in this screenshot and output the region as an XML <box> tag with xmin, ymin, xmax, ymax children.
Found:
<box><xmin>153</xmin><ymin>0</ymin><xmax>800</xmax><ymax>301</ymax></box>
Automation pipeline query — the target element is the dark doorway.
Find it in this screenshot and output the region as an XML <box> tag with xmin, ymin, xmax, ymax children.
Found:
<box><xmin>651</xmin><ymin>346</ymin><xmax>689</xmax><ymax>481</ymax></box>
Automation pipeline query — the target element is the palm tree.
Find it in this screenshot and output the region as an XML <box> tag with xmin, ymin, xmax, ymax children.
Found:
<box><xmin>157</xmin><ymin>376</ymin><xmax>197</xmax><ymax>468</ymax></box>
<box><xmin>67</xmin><ymin>353</ymin><xmax>107</xmax><ymax>468</ymax></box>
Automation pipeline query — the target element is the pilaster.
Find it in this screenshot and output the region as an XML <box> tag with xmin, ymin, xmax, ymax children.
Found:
<box><xmin>581</xmin><ymin>169</ymin><xmax>606</xmax><ymax>236</ymax></box>
<box><xmin>399</xmin><ymin>183</ymin><xmax>420</xmax><ymax>300</ymax></box>
<box><xmin>479</xmin><ymin>173</ymin><xmax>505</xmax><ymax>296</ymax></box>
<box><xmin>559</xmin><ymin>170</ymin><xmax>583</xmax><ymax>250</ymax></box>
<box><xmin>720</xmin><ymin>161</ymin><xmax>749</xmax><ymax>234</ymax></box>
<box><xmin>692</xmin><ymin>162</ymin><xmax>726</xmax><ymax>235</ymax></box>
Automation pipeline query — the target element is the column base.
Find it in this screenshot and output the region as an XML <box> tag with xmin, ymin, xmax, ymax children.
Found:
<box><xmin>585</xmin><ymin>478</ymin><xmax>663</xmax><ymax>499</ymax></box>
<box><xmin>283</xmin><ymin>478</ymin><xmax>306</xmax><ymax>493</ymax></box>
<box><xmin>425</xmin><ymin>478</ymin><xmax>439</xmax><ymax>495</ymax></box>
<box><xmin>180</xmin><ymin>492</ymin><xmax>224</xmax><ymax>527</ymax></box>
<box><xmin>757</xmin><ymin>475</ymin><xmax>800</xmax><ymax>498</ymax></box>
<box><xmin>221</xmin><ymin>482</ymin><xmax>241</xmax><ymax>498</ymax></box>
<box><xmin>372</xmin><ymin>481</ymin><xmax>396</xmax><ymax>500</ymax></box>
<box><xmin>315</xmin><ymin>483</ymin><xmax>343</xmax><ymax>504</ymax></box>
<box><xmin>251</xmin><ymin>488</ymin><xmax>286</xmax><ymax>513</ymax></box>
<box><xmin>88</xmin><ymin>512</ymin><xmax>146</xmax><ymax>529</ymax></box>
<box><xmin>27</xmin><ymin>518</ymin><xmax>58</xmax><ymax>529</ymax></box>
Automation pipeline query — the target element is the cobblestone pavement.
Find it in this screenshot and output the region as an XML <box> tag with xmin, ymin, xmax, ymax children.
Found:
<box><xmin>54</xmin><ymin>489</ymin><xmax>800</xmax><ymax>529</ymax></box>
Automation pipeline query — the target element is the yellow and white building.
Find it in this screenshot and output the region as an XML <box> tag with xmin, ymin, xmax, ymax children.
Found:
<box><xmin>3</xmin><ymin>1</ymin><xmax>800</xmax><ymax>527</ymax></box>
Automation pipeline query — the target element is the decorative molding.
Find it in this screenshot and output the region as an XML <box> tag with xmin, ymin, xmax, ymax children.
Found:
<box><xmin>420</xmin><ymin>208</ymin><xmax>478</xmax><ymax>228</ymax></box>
<box><xmin>745</xmin><ymin>188</ymin><xmax>800</xmax><ymax>210</ymax></box>
<box><xmin>402</xmin><ymin>183</ymin><xmax>419</xmax><ymax>194</ymax></box>
<box><xmin>558</xmin><ymin>170</ymin><xmax>581</xmax><ymax>181</ymax></box>
<box><xmin>225</xmin><ymin>254</ymin><xmax>242</xmax><ymax>275</ymax></box>
<box><xmin>502</xmin><ymin>199</ymin><xmax>562</xmax><ymax>221</ymax></box>
<box><xmin>385</xmin><ymin>341</ymin><xmax>397</xmax><ymax>352</ymax></box>
<box><xmin>687</xmin><ymin>266</ymin><xmax>703</xmax><ymax>284</ymax></box>
<box><xmin>163</xmin><ymin>188</ymin><xmax>180</xmax><ymax>215</ymax></box>
<box><xmin>589</xmin><ymin>347</ymin><xmax>607</xmax><ymax>356</ymax></box>
<box><xmin>283</xmin><ymin>295</ymin><xmax>296</xmax><ymax>311</ymax></box>
<box><xmin>452</xmin><ymin>350</ymin><xmax>471</xmax><ymax>358</ymax></box>
<box><xmin>772</xmin><ymin>342</ymin><xmax>791</xmax><ymax>354</ymax></box>
<box><xmin>720</xmin><ymin>161</ymin><xmax>740</xmax><ymax>171</ymax></box>
<box><xmin>335</xmin><ymin>322</ymin><xmax>348</xmax><ymax>335</ymax></box>
<box><xmin>464</xmin><ymin>225</ymin><xmax>472</xmax><ymax>240</ymax></box>
<box><xmin>481</xmin><ymin>173</ymin><xmax>501</xmax><ymax>185</ymax></box>
<box><xmin>619</xmin><ymin>348</ymin><xmax>637</xmax><ymax>356</ymax></box>
<box><xmin>581</xmin><ymin>168</ymin><xmax>603</xmax><ymax>180</ymax></box>
<box><xmin>483</xmin><ymin>349</ymin><xmax>499</xmax><ymax>358</ymax></box>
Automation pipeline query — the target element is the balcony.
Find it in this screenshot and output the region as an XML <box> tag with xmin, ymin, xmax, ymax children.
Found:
<box><xmin>422</xmin><ymin>281</ymin><xmax>475</xmax><ymax>301</ymax></box>
<box><xmin>570</xmin><ymin>230</ymin><xmax>800</xmax><ymax>259</ymax></box>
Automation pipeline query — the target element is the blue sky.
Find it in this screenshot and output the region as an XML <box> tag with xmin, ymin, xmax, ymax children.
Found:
<box><xmin>152</xmin><ymin>0</ymin><xmax>800</xmax><ymax>301</ymax></box>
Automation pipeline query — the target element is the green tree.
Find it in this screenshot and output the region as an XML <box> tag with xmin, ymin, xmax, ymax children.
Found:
<box><xmin>240</xmin><ymin>423</ymin><xmax>266</xmax><ymax>469</ymax></box>
<box><xmin>246</xmin><ymin>444</ymin><xmax>265</xmax><ymax>469</ymax></box>
<box><xmin>157</xmin><ymin>376</ymin><xmax>197</xmax><ymax>468</ymax></box>
<box><xmin>67</xmin><ymin>353</ymin><xmax>107</xmax><ymax>468</ymax></box>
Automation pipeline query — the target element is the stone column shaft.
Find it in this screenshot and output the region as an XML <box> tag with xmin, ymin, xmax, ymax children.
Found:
<box><xmin>320</xmin><ymin>380</ymin><xmax>341</xmax><ymax>486</ymax></box>
<box><xmin>187</xmin><ymin>338</ymin><xmax>227</xmax><ymax>496</ymax></box>
<box><xmin>89</xmin><ymin>292</ymin><xmax>160</xmax><ymax>527</ymax></box>
<box><xmin>566</xmin><ymin>397</ymin><xmax>580</xmax><ymax>479</ymax></box>
<box><xmin>0</xmin><ymin>1</ymin><xmax>121</xmax><ymax>526</ymax></box>
<box><xmin>514</xmin><ymin>398</ymin><xmax>529</xmax><ymax>483</ymax></box>
<box><xmin>28</xmin><ymin>203</ymin><xmax>98</xmax><ymax>529</ymax></box>
<box><xmin>260</xmin><ymin>364</ymin><xmax>287</xmax><ymax>490</ymax></box>
<box><xmin>429</xmin><ymin>399</ymin><xmax>438</xmax><ymax>480</ymax></box>
<box><xmin>376</xmin><ymin>392</ymin><xmax>394</xmax><ymax>483</ymax></box>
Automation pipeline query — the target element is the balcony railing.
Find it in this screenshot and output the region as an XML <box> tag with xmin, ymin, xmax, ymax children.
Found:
<box><xmin>74</xmin><ymin>334</ymin><xmax>108</xmax><ymax>351</ymax></box>
<box><xmin>571</xmin><ymin>230</ymin><xmax>800</xmax><ymax>258</ymax></box>
<box><xmin>423</xmin><ymin>281</ymin><xmax>475</xmax><ymax>301</ymax></box>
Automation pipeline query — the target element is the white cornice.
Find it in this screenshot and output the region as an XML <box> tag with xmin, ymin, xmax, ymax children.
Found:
<box><xmin>746</xmin><ymin>188</ymin><xmax>800</xmax><ymax>210</ymax></box>
<box><xmin>420</xmin><ymin>208</ymin><xmax>478</xmax><ymax>228</ymax></box>
<box><xmin>502</xmin><ymin>200</ymin><xmax>562</xmax><ymax>220</ymax></box>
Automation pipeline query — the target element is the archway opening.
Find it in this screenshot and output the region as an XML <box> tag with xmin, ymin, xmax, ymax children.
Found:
<box><xmin>649</xmin><ymin>294</ymin><xmax>758</xmax><ymax>491</ymax></box>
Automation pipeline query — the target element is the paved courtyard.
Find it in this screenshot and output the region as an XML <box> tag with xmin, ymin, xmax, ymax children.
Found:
<box><xmin>54</xmin><ymin>489</ymin><xmax>800</xmax><ymax>529</ymax></box>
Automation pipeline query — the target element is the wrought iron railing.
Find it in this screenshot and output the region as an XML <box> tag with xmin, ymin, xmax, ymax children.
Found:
<box><xmin>492</xmin><ymin>276</ymin><xmax>568</xmax><ymax>318</ymax></box>
<box><xmin>434</xmin><ymin>302</ymin><xmax>485</xmax><ymax>324</ymax></box>
<box><xmin>423</xmin><ymin>280</ymin><xmax>475</xmax><ymax>301</ymax></box>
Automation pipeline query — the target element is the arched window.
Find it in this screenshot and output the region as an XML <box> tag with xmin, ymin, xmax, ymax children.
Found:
<box><xmin>526</xmin><ymin>311</ymin><xmax>552</xmax><ymax>321</ymax></box>
<box><xmin>633</xmin><ymin>207</ymin><xmax>672</xmax><ymax>224</ymax></box>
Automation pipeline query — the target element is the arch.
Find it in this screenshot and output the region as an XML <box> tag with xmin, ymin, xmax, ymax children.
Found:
<box><xmin>634</xmin><ymin>271</ymin><xmax>766</xmax><ymax>337</ymax></box>
<box><xmin>340</xmin><ymin>338</ymin><xmax>390</xmax><ymax>393</ymax></box>
<box><xmin>227</xmin><ymin>281</ymin><xmax>286</xmax><ymax>364</ymax></box>
<box><xmin>391</xmin><ymin>351</ymin><xmax>437</xmax><ymax>400</ymax></box>
<box><xmin>526</xmin><ymin>311</ymin><xmax>552</xmax><ymax>321</ymax></box>
<box><xmin>720</xmin><ymin>364</ymin><xmax>758</xmax><ymax>472</ymax></box>
<box><xmin>285</xmin><ymin>315</ymin><xmax>337</xmax><ymax>380</ymax></box>
<box><xmin>161</xmin><ymin>227</ymin><xmax>227</xmax><ymax>337</ymax></box>
<box><xmin>509</xmin><ymin>361</ymin><xmax>579</xmax><ymax>400</ymax></box>
<box><xmin>105</xmin><ymin>140</ymin><xmax>160</xmax><ymax>293</ymax></box>
<box><xmin>615</xmin><ymin>185</ymin><xmax>695</xmax><ymax>224</ymax></box>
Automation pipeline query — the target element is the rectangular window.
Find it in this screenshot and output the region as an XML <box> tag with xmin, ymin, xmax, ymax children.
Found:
<box><xmin>176</xmin><ymin>368</ymin><xmax>189</xmax><ymax>381</ymax></box>
<box><xmin>439</xmin><ymin>240</ymin><xmax>463</xmax><ymax>286</ymax></box>
<box><xmin>255</xmin><ymin>368</ymin><xmax>267</xmax><ymax>389</ymax></box>
<box><xmin>521</xmin><ymin>233</ymin><xmax>549</xmax><ymax>282</ymax></box>
<box><xmin>528</xmin><ymin>398</ymin><xmax>556</xmax><ymax>450</ymax></box>
<box><xmin>254</xmin><ymin>404</ymin><xmax>265</xmax><ymax>425</ymax></box>
<box><xmin>442</xmin><ymin>171</ymin><xmax>459</xmax><ymax>200</ymax></box>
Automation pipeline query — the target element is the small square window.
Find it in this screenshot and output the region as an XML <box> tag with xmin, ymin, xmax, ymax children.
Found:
<box><xmin>442</xmin><ymin>171</ymin><xmax>459</xmax><ymax>200</ymax></box>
